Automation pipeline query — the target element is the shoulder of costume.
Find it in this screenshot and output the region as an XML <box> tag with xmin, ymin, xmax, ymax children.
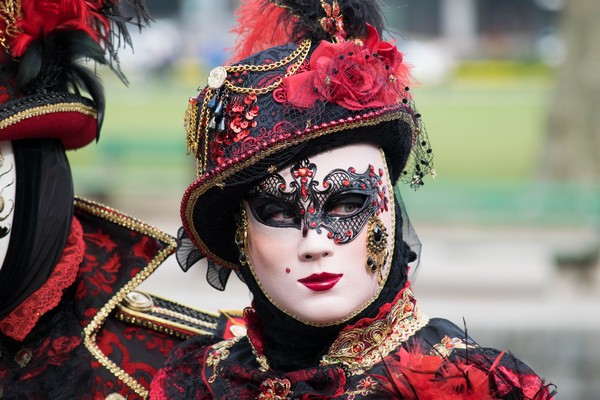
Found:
<box><xmin>74</xmin><ymin>196</ymin><xmax>247</xmax><ymax>340</ymax></box>
<box><xmin>115</xmin><ymin>290</ymin><xmax>247</xmax><ymax>341</ymax></box>
<box><xmin>72</xmin><ymin>197</ymin><xmax>244</xmax><ymax>397</ymax></box>
<box><xmin>74</xmin><ymin>196</ymin><xmax>176</xmax><ymax>251</ymax></box>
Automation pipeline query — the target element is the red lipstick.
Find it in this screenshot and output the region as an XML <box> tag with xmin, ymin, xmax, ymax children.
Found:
<box><xmin>298</xmin><ymin>272</ymin><xmax>343</xmax><ymax>292</ymax></box>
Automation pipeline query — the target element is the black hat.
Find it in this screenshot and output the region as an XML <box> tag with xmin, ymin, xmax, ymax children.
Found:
<box><xmin>0</xmin><ymin>0</ymin><xmax>151</xmax><ymax>149</ymax></box>
<box><xmin>180</xmin><ymin>0</ymin><xmax>435</xmax><ymax>277</ymax></box>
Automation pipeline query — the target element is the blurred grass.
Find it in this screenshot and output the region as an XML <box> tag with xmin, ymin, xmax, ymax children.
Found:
<box><xmin>67</xmin><ymin>68</ymin><xmax>598</xmax><ymax>227</ymax></box>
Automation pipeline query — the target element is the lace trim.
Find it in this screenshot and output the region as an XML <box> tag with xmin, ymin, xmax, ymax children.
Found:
<box><xmin>321</xmin><ymin>287</ymin><xmax>429</xmax><ymax>374</ymax></box>
<box><xmin>0</xmin><ymin>217</ymin><xmax>85</xmax><ymax>341</ymax></box>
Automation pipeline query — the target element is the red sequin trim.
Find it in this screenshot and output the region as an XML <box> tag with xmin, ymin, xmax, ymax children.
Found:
<box><xmin>0</xmin><ymin>217</ymin><xmax>85</xmax><ymax>341</ymax></box>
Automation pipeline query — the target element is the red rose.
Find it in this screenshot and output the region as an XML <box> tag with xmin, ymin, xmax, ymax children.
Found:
<box><xmin>283</xmin><ymin>24</ymin><xmax>410</xmax><ymax>111</ymax></box>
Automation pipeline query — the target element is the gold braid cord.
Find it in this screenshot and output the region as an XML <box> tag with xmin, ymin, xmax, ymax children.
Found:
<box><xmin>77</xmin><ymin>197</ymin><xmax>177</xmax><ymax>399</ymax></box>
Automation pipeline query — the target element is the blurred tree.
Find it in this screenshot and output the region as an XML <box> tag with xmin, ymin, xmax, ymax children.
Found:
<box><xmin>540</xmin><ymin>0</ymin><xmax>599</xmax><ymax>183</ymax></box>
<box><xmin>539</xmin><ymin>0</ymin><xmax>600</xmax><ymax>279</ymax></box>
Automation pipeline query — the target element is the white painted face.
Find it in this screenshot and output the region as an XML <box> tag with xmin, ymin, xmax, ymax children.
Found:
<box><xmin>243</xmin><ymin>143</ymin><xmax>395</xmax><ymax>325</ymax></box>
<box><xmin>0</xmin><ymin>141</ymin><xmax>16</xmax><ymax>270</ymax></box>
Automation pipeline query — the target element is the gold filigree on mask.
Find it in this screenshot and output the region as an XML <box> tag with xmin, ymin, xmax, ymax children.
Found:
<box><xmin>365</xmin><ymin>214</ymin><xmax>388</xmax><ymax>286</ymax></box>
<box><xmin>234</xmin><ymin>205</ymin><xmax>249</xmax><ymax>267</ymax></box>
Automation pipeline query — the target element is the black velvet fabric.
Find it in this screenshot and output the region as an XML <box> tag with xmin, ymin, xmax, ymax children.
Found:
<box><xmin>0</xmin><ymin>139</ymin><xmax>73</xmax><ymax>318</ymax></box>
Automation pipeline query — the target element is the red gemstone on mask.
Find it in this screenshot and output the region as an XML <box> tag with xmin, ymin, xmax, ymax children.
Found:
<box><xmin>298</xmin><ymin>167</ymin><xmax>309</xmax><ymax>177</ymax></box>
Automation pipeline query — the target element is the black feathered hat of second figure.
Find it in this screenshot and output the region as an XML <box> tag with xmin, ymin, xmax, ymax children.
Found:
<box><xmin>179</xmin><ymin>0</ymin><xmax>435</xmax><ymax>286</ymax></box>
<box><xmin>0</xmin><ymin>0</ymin><xmax>150</xmax><ymax>149</ymax></box>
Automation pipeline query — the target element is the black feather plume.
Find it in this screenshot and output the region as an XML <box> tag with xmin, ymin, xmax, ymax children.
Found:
<box><xmin>272</xmin><ymin>0</ymin><xmax>385</xmax><ymax>42</ymax></box>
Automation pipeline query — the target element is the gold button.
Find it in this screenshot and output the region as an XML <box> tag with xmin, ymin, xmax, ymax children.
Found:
<box><xmin>105</xmin><ymin>393</ymin><xmax>126</xmax><ymax>400</ymax></box>
<box><xmin>229</xmin><ymin>324</ymin><xmax>247</xmax><ymax>338</ymax></box>
<box><xmin>123</xmin><ymin>291</ymin><xmax>154</xmax><ymax>312</ymax></box>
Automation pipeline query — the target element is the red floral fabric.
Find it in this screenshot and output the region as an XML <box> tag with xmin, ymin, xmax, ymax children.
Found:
<box><xmin>0</xmin><ymin>217</ymin><xmax>85</xmax><ymax>341</ymax></box>
<box><xmin>0</xmin><ymin>203</ymin><xmax>183</xmax><ymax>399</ymax></box>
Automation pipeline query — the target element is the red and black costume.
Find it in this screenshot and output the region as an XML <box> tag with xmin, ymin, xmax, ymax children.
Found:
<box><xmin>0</xmin><ymin>1</ymin><xmax>237</xmax><ymax>399</ymax></box>
<box><xmin>0</xmin><ymin>199</ymin><xmax>178</xmax><ymax>399</ymax></box>
<box><xmin>150</xmin><ymin>0</ymin><xmax>556</xmax><ymax>398</ymax></box>
<box><xmin>0</xmin><ymin>197</ymin><xmax>243</xmax><ymax>399</ymax></box>
<box><xmin>152</xmin><ymin>289</ymin><xmax>553</xmax><ymax>399</ymax></box>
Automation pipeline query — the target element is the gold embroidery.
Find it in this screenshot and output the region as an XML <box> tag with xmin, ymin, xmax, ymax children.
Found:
<box><xmin>321</xmin><ymin>288</ymin><xmax>428</xmax><ymax>375</ymax></box>
<box><xmin>430</xmin><ymin>335</ymin><xmax>476</xmax><ymax>358</ymax></box>
<box><xmin>0</xmin><ymin>0</ymin><xmax>22</xmax><ymax>52</ymax></box>
<box><xmin>258</xmin><ymin>377</ymin><xmax>291</xmax><ymax>400</ymax></box>
<box><xmin>246</xmin><ymin>330</ymin><xmax>270</xmax><ymax>372</ymax></box>
<box><xmin>206</xmin><ymin>336</ymin><xmax>243</xmax><ymax>383</ymax></box>
<box><xmin>345</xmin><ymin>376</ymin><xmax>378</xmax><ymax>399</ymax></box>
<box><xmin>78</xmin><ymin>197</ymin><xmax>177</xmax><ymax>399</ymax></box>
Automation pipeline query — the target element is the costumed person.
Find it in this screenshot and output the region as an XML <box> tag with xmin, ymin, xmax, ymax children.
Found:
<box><xmin>0</xmin><ymin>1</ymin><xmax>242</xmax><ymax>399</ymax></box>
<box><xmin>151</xmin><ymin>0</ymin><xmax>556</xmax><ymax>399</ymax></box>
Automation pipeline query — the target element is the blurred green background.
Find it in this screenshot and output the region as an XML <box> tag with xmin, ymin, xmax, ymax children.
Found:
<box><xmin>68</xmin><ymin>67</ymin><xmax>596</xmax><ymax>227</ymax></box>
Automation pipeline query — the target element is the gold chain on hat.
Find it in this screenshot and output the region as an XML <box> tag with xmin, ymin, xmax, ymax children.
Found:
<box><xmin>186</xmin><ymin>39</ymin><xmax>311</xmax><ymax>174</ymax></box>
<box><xmin>224</xmin><ymin>38</ymin><xmax>311</xmax><ymax>95</ymax></box>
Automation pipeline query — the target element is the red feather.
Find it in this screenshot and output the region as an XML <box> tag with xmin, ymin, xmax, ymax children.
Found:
<box><xmin>380</xmin><ymin>347</ymin><xmax>520</xmax><ymax>400</ymax></box>
<box><xmin>11</xmin><ymin>0</ymin><xmax>110</xmax><ymax>57</ymax></box>
<box><xmin>228</xmin><ymin>0</ymin><xmax>296</xmax><ymax>64</ymax></box>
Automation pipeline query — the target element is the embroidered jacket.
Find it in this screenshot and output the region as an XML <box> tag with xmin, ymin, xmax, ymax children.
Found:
<box><xmin>0</xmin><ymin>198</ymin><xmax>240</xmax><ymax>400</ymax></box>
<box><xmin>150</xmin><ymin>288</ymin><xmax>555</xmax><ymax>399</ymax></box>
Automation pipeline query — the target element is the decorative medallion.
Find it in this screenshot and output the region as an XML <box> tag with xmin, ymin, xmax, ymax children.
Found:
<box><xmin>207</xmin><ymin>66</ymin><xmax>228</xmax><ymax>89</ymax></box>
<box><xmin>123</xmin><ymin>291</ymin><xmax>154</xmax><ymax>312</ymax></box>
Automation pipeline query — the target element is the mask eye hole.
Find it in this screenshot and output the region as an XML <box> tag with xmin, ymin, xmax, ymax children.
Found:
<box><xmin>247</xmin><ymin>196</ymin><xmax>300</xmax><ymax>228</ymax></box>
<box><xmin>324</xmin><ymin>192</ymin><xmax>370</xmax><ymax>218</ymax></box>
